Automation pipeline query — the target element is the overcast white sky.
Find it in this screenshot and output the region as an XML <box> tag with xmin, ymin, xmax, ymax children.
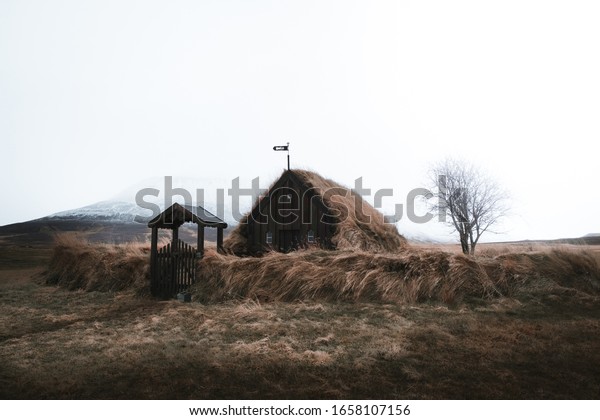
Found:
<box><xmin>1</xmin><ymin>0</ymin><xmax>599</xmax><ymax>241</ymax></box>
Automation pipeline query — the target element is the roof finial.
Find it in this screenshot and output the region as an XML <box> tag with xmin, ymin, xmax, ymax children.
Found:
<box><xmin>272</xmin><ymin>142</ymin><xmax>290</xmax><ymax>171</ymax></box>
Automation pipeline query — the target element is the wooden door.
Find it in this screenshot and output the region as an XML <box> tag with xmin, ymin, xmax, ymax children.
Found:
<box><xmin>278</xmin><ymin>230</ymin><xmax>300</xmax><ymax>253</ymax></box>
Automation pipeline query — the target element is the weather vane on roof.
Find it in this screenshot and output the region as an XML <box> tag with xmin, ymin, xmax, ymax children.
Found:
<box><xmin>273</xmin><ymin>142</ymin><xmax>290</xmax><ymax>171</ymax></box>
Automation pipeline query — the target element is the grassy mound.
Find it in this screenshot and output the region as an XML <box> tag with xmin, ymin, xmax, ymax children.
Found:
<box><xmin>46</xmin><ymin>234</ymin><xmax>600</xmax><ymax>305</ymax></box>
<box><xmin>193</xmin><ymin>246</ymin><xmax>600</xmax><ymax>304</ymax></box>
<box><xmin>46</xmin><ymin>234</ymin><xmax>150</xmax><ymax>294</ymax></box>
<box><xmin>193</xmin><ymin>249</ymin><xmax>498</xmax><ymax>304</ymax></box>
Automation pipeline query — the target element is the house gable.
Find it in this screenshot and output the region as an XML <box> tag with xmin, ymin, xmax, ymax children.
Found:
<box><xmin>224</xmin><ymin>169</ymin><xmax>407</xmax><ymax>255</ymax></box>
<box><xmin>245</xmin><ymin>170</ymin><xmax>335</xmax><ymax>253</ymax></box>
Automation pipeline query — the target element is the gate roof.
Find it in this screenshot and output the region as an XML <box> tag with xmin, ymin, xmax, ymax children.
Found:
<box><xmin>147</xmin><ymin>203</ymin><xmax>227</xmax><ymax>229</ymax></box>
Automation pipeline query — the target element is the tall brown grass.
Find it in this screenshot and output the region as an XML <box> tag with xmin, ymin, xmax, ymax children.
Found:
<box><xmin>46</xmin><ymin>234</ymin><xmax>600</xmax><ymax>305</ymax></box>
<box><xmin>46</xmin><ymin>234</ymin><xmax>150</xmax><ymax>294</ymax></box>
<box><xmin>194</xmin><ymin>249</ymin><xmax>487</xmax><ymax>304</ymax></box>
<box><xmin>494</xmin><ymin>246</ymin><xmax>600</xmax><ymax>295</ymax></box>
<box><xmin>193</xmin><ymin>245</ymin><xmax>600</xmax><ymax>304</ymax></box>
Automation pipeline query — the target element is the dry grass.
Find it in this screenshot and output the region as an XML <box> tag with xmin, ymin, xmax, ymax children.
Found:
<box><xmin>44</xmin><ymin>234</ymin><xmax>600</xmax><ymax>307</ymax></box>
<box><xmin>0</xmin><ymin>281</ymin><xmax>598</xmax><ymax>399</ymax></box>
<box><xmin>194</xmin><ymin>248</ymin><xmax>499</xmax><ymax>304</ymax></box>
<box><xmin>2</xmin><ymin>238</ymin><xmax>600</xmax><ymax>399</ymax></box>
<box><xmin>45</xmin><ymin>234</ymin><xmax>151</xmax><ymax>295</ymax></box>
<box><xmin>292</xmin><ymin>169</ymin><xmax>407</xmax><ymax>252</ymax></box>
<box><xmin>193</xmin><ymin>245</ymin><xmax>600</xmax><ymax>305</ymax></box>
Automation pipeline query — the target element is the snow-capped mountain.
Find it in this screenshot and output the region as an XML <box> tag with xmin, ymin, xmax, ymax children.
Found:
<box><xmin>47</xmin><ymin>176</ymin><xmax>250</xmax><ymax>225</ymax></box>
<box><xmin>48</xmin><ymin>200</ymin><xmax>150</xmax><ymax>223</ymax></box>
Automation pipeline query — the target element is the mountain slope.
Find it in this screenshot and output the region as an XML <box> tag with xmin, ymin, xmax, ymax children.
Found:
<box><xmin>0</xmin><ymin>199</ymin><xmax>229</xmax><ymax>245</ymax></box>
<box><xmin>48</xmin><ymin>201</ymin><xmax>148</xmax><ymax>223</ymax></box>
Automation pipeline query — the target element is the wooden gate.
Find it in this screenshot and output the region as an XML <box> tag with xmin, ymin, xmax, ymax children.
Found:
<box><xmin>151</xmin><ymin>239</ymin><xmax>196</xmax><ymax>298</ymax></box>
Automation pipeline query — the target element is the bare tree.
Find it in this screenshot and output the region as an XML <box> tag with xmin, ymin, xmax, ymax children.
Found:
<box><xmin>429</xmin><ymin>159</ymin><xmax>509</xmax><ymax>255</ymax></box>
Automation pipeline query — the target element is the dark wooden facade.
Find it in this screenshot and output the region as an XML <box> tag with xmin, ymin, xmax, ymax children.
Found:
<box><xmin>244</xmin><ymin>170</ymin><xmax>336</xmax><ymax>253</ymax></box>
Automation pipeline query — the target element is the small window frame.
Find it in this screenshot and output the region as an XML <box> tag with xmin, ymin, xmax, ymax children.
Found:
<box><xmin>307</xmin><ymin>229</ymin><xmax>315</xmax><ymax>244</ymax></box>
<box><xmin>279</xmin><ymin>194</ymin><xmax>292</xmax><ymax>204</ymax></box>
<box><xmin>266</xmin><ymin>231</ymin><xmax>273</xmax><ymax>244</ymax></box>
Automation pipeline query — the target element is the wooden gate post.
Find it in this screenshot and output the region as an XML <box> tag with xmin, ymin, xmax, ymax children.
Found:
<box><xmin>172</xmin><ymin>226</ymin><xmax>179</xmax><ymax>296</ymax></box>
<box><xmin>197</xmin><ymin>224</ymin><xmax>205</xmax><ymax>257</ymax></box>
<box><xmin>172</xmin><ymin>226</ymin><xmax>179</xmax><ymax>248</ymax></box>
<box><xmin>217</xmin><ymin>227</ymin><xmax>224</xmax><ymax>254</ymax></box>
<box><xmin>150</xmin><ymin>227</ymin><xmax>158</xmax><ymax>291</ymax></box>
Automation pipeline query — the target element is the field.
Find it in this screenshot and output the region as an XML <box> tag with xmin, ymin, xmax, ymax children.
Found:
<box><xmin>1</xmin><ymin>238</ymin><xmax>599</xmax><ymax>399</ymax></box>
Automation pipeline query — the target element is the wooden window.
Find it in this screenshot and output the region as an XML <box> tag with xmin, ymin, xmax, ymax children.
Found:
<box><xmin>307</xmin><ymin>230</ymin><xmax>315</xmax><ymax>243</ymax></box>
<box><xmin>266</xmin><ymin>231</ymin><xmax>273</xmax><ymax>244</ymax></box>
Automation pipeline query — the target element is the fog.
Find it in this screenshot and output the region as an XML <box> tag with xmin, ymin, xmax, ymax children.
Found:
<box><xmin>1</xmin><ymin>1</ymin><xmax>598</xmax><ymax>241</ymax></box>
